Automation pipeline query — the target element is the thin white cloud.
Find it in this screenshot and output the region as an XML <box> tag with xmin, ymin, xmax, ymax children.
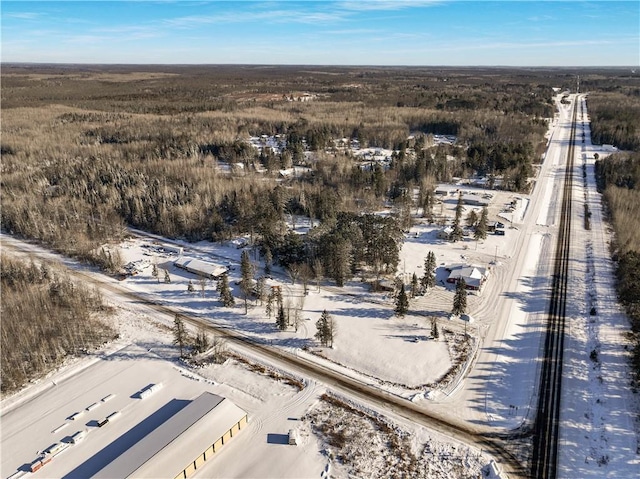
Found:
<box><xmin>323</xmin><ymin>28</ymin><xmax>379</xmax><ymax>35</ymax></box>
<box><xmin>163</xmin><ymin>8</ymin><xmax>347</xmax><ymax>28</ymax></box>
<box><xmin>528</xmin><ymin>15</ymin><xmax>556</xmax><ymax>22</ymax></box>
<box><xmin>62</xmin><ymin>30</ymin><xmax>162</xmax><ymax>44</ymax></box>
<box><xmin>94</xmin><ymin>24</ymin><xmax>160</xmax><ymax>36</ymax></box>
<box><xmin>337</xmin><ymin>0</ymin><xmax>443</xmax><ymax>11</ymax></box>
<box><xmin>3</xmin><ymin>12</ymin><xmax>41</xmax><ymax>20</ymax></box>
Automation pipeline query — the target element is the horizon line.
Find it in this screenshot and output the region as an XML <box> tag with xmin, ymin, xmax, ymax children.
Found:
<box><xmin>2</xmin><ymin>62</ymin><xmax>637</xmax><ymax>69</ymax></box>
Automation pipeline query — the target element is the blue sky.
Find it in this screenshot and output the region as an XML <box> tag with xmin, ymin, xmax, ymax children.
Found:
<box><xmin>2</xmin><ymin>1</ymin><xmax>638</xmax><ymax>65</ymax></box>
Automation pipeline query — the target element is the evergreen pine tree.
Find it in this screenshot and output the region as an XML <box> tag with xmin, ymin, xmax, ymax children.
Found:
<box><xmin>475</xmin><ymin>206</ymin><xmax>488</xmax><ymax>240</ymax></box>
<box><xmin>265</xmin><ymin>288</ymin><xmax>274</xmax><ymax>318</ymax></box>
<box><xmin>451</xmin><ymin>194</ymin><xmax>464</xmax><ymax>242</ymax></box>
<box><xmin>172</xmin><ymin>314</ymin><xmax>188</xmax><ymax>358</ymax></box>
<box><xmin>152</xmin><ymin>263</ymin><xmax>158</xmax><ymax>282</ymax></box>
<box><xmin>452</xmin><ymin>278</ymin><xmax>468</xmax><ymax>316</ymax></box>
<box><xmin>411</xmin><ymin>273</ymin><xmax>419</xmax><ymax>298</ymax></box>
<box><xmin>240</xmin><ymin>250</ymin><xmax>254</xmax><ymax>314</ymax></box>
<box><xmin>421</xmin><ymin>251</ymin><xmax>437</xmax><ymax>291</ymax></box>
<box><xmin>431</xmin><ymin>317</ymin><xmax>439</xmax><ymax>340</ymax></box>
<box><xmin>163</xmin><ymin>269</ymin><xmax>171</xmax><ymax>283</ymax></box>
<box><xmin>187</xmin><ymin>280</ymin><xmax>195</xmax><ymax>295</ymax></box>
<box><xmin>466</xmin><ymin>209</ymin><xmax>478</xmax><ymax>227</ymax></box>
<box><xmin>217</xmin><ymin>273</ymin><xmax>234</xmax><ymax>306</ymax></box>
<box><xmin>276</xmin><ymin>304</ymin><xmax>287</xmax><ymax>331</ymax></box>
<box><xmin>315</xmin><ymin>310</ymin><xmax>335</xmax><ymax>347</ymax></box>
<box><xmin>328</xmin><ymin>314</ymin><xmax>336</xmax><ymax>348</ymax></box>
<box><xmin>395</xmin><ymin>283</ymin><xmax>409</xmax><ymax>317</ymax></box>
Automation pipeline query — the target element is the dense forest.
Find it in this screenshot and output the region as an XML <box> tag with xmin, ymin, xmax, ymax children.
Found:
<box><xmin>0</xmin><ymin>65</ymin><xmax>587</xmax><ymax>271</ymax></box>
<box><xmin>1</xmin><ymin>65</ymin><xmax>636</xmax><ymax>279</ymax></box>
<box><xmin>586</xmin><ymin>80</ymin><xmax>640</xmax><ymax>152</ymax></box>
<box><xmin>0</xmin><ymin>255</ymin><xmax>115</xmax><ymax>394</ymax></box>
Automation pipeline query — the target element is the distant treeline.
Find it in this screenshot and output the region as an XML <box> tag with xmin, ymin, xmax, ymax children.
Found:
<box><xmin>0</xmin><ymin>255</ymin><xmax>116</xmax><ymax>394</ymax></box>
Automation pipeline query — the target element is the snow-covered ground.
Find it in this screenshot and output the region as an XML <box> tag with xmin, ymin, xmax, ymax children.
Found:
<box><xmin>1</xmin><ymin>93</ymin><xmax>638</xmax><ymax>478</ymax></box>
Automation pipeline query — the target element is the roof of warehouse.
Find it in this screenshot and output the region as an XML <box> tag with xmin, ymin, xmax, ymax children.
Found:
<box><xmin>92</xmin><ymin>392</ymin><xmax>247</xmax><ymax>479</ymax></box>
<box><xmin>174</xmin><ymin>256</ymin><xmax>227</xmax><ymax>277</ymax></box>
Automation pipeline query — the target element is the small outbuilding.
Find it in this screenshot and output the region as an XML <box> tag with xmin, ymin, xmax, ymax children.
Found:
<box><xmin>461</xmin><ymin>194</ymin><xmax>490</xmax><ymax>207</ymax></box>
<box><xmin>288</xmin><ymin>429</ymin><xmax>298</xmax><ymax>446</ymax></box>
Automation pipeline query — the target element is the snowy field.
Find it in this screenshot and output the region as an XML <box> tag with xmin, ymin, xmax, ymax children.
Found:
<box><xmin>1</xmin><ymin>93</ymin><xmax>638</xmax><ymax>478</ymax></box>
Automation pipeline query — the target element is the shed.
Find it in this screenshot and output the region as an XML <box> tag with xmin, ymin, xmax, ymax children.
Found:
<box><xmin>461</xmin><ymin>194</ymin><xmax>490</xmax><ymax>207</ymax></box>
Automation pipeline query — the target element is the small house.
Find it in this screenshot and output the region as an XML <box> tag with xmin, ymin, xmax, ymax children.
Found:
<box><xmin>437</xmin><ymin>226</ymin><xmax>454</xmax><ymax>240</ymax></box>
<box><xmin>445</xmin><ymin>264</ymin><xmax>489</xmax><ymax>291</ymax></box>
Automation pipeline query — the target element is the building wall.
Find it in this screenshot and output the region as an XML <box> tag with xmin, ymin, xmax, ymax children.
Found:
<box><xmin>204</xmin><ymin>445</ymin><xmax>214</xmax><ymax>460</ymax></box>
<box><xmin>174</xmin><ymin>415</ymin><xmax>248</xmax><ymax>479</ymax></box>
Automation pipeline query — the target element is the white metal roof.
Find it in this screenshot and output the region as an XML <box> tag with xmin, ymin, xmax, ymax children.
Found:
<box><xmin>446</xmin><ymin>265</ymin><xmax>488</xmax><ymax>288</ymax></box>
<box><xmin>174</xmin><ymin>257</ymin><xmax>227</xmax><ymax>278</ymax></box>
<box><xmin>93</xmin><ymin>392</ymin><xmax>247</xmax><ymax>479</ymax></box>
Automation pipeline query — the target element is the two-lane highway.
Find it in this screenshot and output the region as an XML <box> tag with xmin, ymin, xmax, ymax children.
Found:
<box><xmin>530</xmin><ymin>96</ymin><xmax>579</xmax><ymax>479</ymax></box>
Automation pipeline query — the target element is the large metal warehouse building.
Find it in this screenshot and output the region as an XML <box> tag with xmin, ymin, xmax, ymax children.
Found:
<box><xmin>93</xmin><ymin>392</ymin><xmax>247</xmax><ymax>479</ymax></box>
<box><xmin>174</xmin><ymin>256</ymin><xmax>227</xmax><ymax>279</ymax></box>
